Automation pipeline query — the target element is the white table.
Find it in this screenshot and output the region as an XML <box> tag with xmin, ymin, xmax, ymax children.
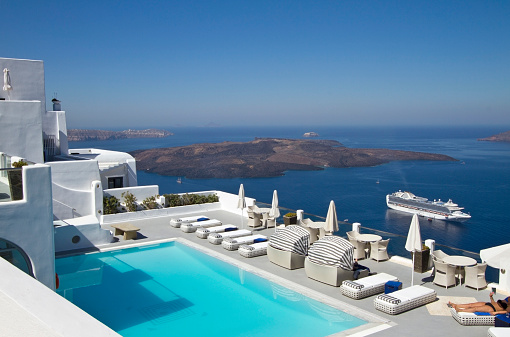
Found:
<box><xmin>357</xmin><ymin>234</ymin><xmax>382</xmax><ymax>242</ymax></box>
<box><xmin>443</xmin><ymin>256</ymin><xmax>477</xmax><ymax>284</ymax></box>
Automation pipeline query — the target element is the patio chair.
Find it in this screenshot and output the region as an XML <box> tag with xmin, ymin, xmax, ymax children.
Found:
<box><xmin>370</xmin><ymin>239</ymin><xmax>390</xmax><ymax>262</ymax></box>
<box><xmin>431</xmin><ymin>249</ymin><xmax>449</xmax><ymax>262</ymax></box>
<box><xmin>222</xmin><ymin>234</ymin><xmax>267</xmax><ymax>251</ymax></box>
<box><xmin>239</xmin><ymin>242</ymin><xmax>268</xmax><ymax>258</ymax></box>
<box><xmin>374</xmin><ymin>285</ymin><xmax>436</xmax><ymax>315</ymax></box>
<box><xmin>247</xmin><ymin>212</ymin><xmax>262</xmax><ymax>228</ymax></box>
<box><xmin>449</xmin><ymin>306</ymin><xmax>495</xmax><ymax>326</ymax></box>
<box><xmin>341</xmin><ymin>273</ymin><xmax>399</xmax><ymax>299</ymax></box>
<box><xmin>180</xmin><ymin>219</ymin><xmax>222</xmax><ymax>233</ymax></box>
<box><xmin>349</xmin><ymin>238</ymin><xmax>368</xmax><ymax>260</ymax></box>
<box><xmin>207</xmin><ymin>229</ymin><xmax>252</xmax><ymax>245</ymax></box>
<box><xmin>268</xmin><ymin>225</ymin><xmax>310</xmax><ymax>269</ymax></box>
<box><xmin>304</xmin><ymin>236</ymin><xmax>359</xmax><ymax>286</ymax></box>
<box><xmin>346</xmin><ymin>231</ymin><xmax>359</xmax><ymax>241</ymax></box>
<box><xmin>464</xmin><ymin>263</ymin><xmax>488</xmax><ymax>290</ymax></box>
<box><xmin>261</xmin><ymin>212</ymin><xmax>276</xmax><ymax>228</ymax></box>
<box><xmin>318</xmin><ymin>227</ymin><xmax>326</xmax><ymax>240</ymax></box>
<box><xmin>196</xmin><ymin>224</ymin><xmax>238</xmax><ymax>239</ymax></box>
<box><xmin>432</xmin><ymin>260</ymin><xmax>456</xmax><ymax>288</ymax></box>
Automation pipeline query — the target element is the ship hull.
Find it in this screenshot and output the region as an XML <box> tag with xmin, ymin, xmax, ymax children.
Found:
<box><xmin>386</xmin><ymin>195</ymin><xmax>470</xmax><ymax>221</ymax></box>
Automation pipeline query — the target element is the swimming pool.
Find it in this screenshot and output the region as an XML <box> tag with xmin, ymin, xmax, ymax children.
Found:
<box><xmin>56</xmin><ymin>241</ymin><xmax>367</xmax><ymax>337</ymax></box>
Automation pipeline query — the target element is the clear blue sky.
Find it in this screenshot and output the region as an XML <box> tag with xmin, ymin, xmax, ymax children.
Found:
<box><xmin>2</xmin><ymin>1</ymin><xmax>509</xmax><ymax>128</ymax></box>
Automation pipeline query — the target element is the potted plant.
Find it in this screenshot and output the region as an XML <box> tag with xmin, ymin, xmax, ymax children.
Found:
<box><xmin>8</xmin><ymin>160</ymin><xmax>28</xmax><ymax>201</ymax></box>
<box><xmin>412</xmin><ymin>244</ymin><xmax>430</xmax><ymax>273</ymax></box>
<box><xmin>283</xmin><ymin>212</ymin><xmax>297</xmax><ymax>226</ymax></box>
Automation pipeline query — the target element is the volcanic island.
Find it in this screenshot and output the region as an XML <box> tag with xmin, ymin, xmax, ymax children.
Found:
<box><xmin>130</xmin><ymin>138</ymin><xmax>457</xmax><ymax>179</ymax></box>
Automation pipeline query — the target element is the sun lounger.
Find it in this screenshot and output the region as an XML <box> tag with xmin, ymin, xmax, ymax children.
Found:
<box><xmin>374</xmin><ymin>285</ymin><xmax>436</xmax><ymax>315</ymax></box>
<box><xmin>488</xmin><ymin>327</ymin><xmax>510</xmax><ymax>337</ymax></box>
<box><xmin>207</xmin><ymin>229</ymin><xmax>252</xmax><ymax>245</ymax></box>
<box><xmin>239</xmin><ymin>242</ymin><xmax>268</xmax><ymax>258</ymax></box>
<box><xmin>196</xmin><ymin>225</ymin><xmax>238</xmax><ymax>239</ymax></box>
<box><xmin>180</xmin><ymin>219</ymin><xmax>222</xmax><ymax>233</ymax></box>
<box><xmin>449</xmin><ymin>306</ymin><xmax>496</xmax><ymax>326</ymax></box>
<box><xmin>169</xmin><ymin>215</ymin><xmax>208</xmax><ymax>228</ymax></box>
<box><xmin>341</xmin><ymin>273</ymin><xmax>398</xmax><ymax>299</ymax></box>
<box><xmin>222</xmin><ymin>234</ymin><xmax>267</xmax><ymax>251</ymax></box>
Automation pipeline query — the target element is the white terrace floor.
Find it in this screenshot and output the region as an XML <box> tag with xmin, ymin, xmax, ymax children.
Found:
<box><xmin>80</xmin><ymin>208</ymin><xmax>507</xmax><ymax>337</ymax></box>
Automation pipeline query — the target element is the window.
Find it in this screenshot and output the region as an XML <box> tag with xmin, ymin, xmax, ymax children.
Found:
<box><xmin>0</xmin><ymin>238</ymin><xmax>33</xmax><ymax>276</ymax></box>
<box><xmin>108</xmin><ymin>176</ymin><xmax>123</xmax><ymax>189</ymax></box>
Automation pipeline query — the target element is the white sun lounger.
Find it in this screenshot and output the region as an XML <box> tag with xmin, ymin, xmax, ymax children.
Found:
<box><xmin>449</xmin><ymin>307</ymin><xmax>496</xmax><ymax>326</ymax></box>
<box><xmin>221</xmin><ymin>234</ymin><xmax>267</xmax><ymax>251</ymax></box>
<box><xmin>181</xmin><ymin>219</ymin><xmax>222</xmax><ymax>233</ymax></box>
<box><xmin>374</xmin><ymin>285</ymin><xmax>436</xmax><ymax>315</ymax></box>
<box><xmin>341</xmin><ymin>273</ymin><xmax>399</xmax><ymax>299</ymax></box>
<box><xmin>488</xmin><ymin>327</ymin><xmax>510</xmax><ymax>337</ymax></box>
<box><xmin>207</xmin><ymin>229</ymin><xmax>252</xmax><ymax>245</ymax></box>
<box><xmin>239</xmin><ymin>242</ymin><xmax>268</xmax><ymax>258</ymax></box>
<box><xmin>196</xmin><ymin>225</ymin><xmax>238</xmax><ymax>239</ymax></box>
<box><xmin>169</xmin><ymin>215</ymin><xmax>208</xmax><ymax>228</ymax></box>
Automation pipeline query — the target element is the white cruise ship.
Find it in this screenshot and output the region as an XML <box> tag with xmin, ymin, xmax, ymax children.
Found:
<box><xmin>386</xmin><ymin>190</ymin><xmax>471</xmax><ymax>221</ymax></box>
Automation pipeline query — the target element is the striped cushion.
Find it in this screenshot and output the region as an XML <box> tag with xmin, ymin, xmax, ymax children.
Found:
<box><xmin>343</xmin><ymin>280</ymin><xmax>364</xmax><ymax>290</ymax></box>
<box><xmin>307</xmin><ymin>236</ymin><xmax>354</xmax><ymax>270</ymax></box>
<box><xmin>377</xmin><ymin>294</ymin><xmax>401</xmax><ymax>304</ymax></box>
<box><xmin>269</xmin><ymin>225</ymin><xmax>310</xmax><ymax>256</ymax></box>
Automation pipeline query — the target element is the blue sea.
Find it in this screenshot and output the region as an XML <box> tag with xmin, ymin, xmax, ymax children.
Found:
<box><xmin>70</xmin><ymin>126</ymin><xmax>510</xmax><ymax>255</ymax></box>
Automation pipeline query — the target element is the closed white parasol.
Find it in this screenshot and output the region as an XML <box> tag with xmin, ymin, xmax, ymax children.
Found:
<box><xmin>405</xmin><ymin>214</ymin><xmax>422</xmax><ymax>286</ymax></box>
<box><xmin>3</xmin><ymin>68</ymin><xmax>12</xmax><ymax>100</ymax></box>
<box><xmin>237</xmin><ymin>184</ymin><xmax>246</xmax><ymax>229</ymax></box>
<box><xmin>324</xmin><ymin>200</ymin><xmax>339</xmax><ymax>235</ymax></box>
<box><xmin>269</xmin><ymin>190</ymin><xmax>280</xmax><ymax>218</ymax></box>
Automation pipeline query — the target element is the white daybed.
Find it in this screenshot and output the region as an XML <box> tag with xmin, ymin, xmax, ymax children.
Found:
<box><xmin>169</xmin><ymin>215</ymin><xmax>208</xmax><ymax>228</ymax></box>
<box><xmin>221</xmin><ymin>234</ymin><xmax>267</xmax><ymax>251</ymax></box>
<box><xmin>239</xmin><ymin>242</ymin><xmax>268</xmax><ymax>258</ymax></box>
<box><xmin>207</xmin><ymin>229</ymin><xmax>252</xmax><ymax>245</ymax></box>
<box><xmin>449</xmin><ymin>306</ymin><xmax>496</xmax><ymax>326</ymax></box>
<box><xmin>374</xmin><ymin>285</ymin><xmax>436</xmax><ymax>315</ymax></box>
<box><xmin>196</xmin><ymin>225</ymin><xmax>238</xmax><ymax>239</ymax></box>
<box><xmin>180</xmin><ymin>219</ymin><xmax>222</xmax><ymax>233</ymax></box>
<box><xmin>341</xmin><ymin>273</ymin><xmax>398</xmax><ymax>299</ymax></box>
<box><xmin>267</xmin><ymin>225</ymin><xmax>310</xmax><ymax>270</ymax></box>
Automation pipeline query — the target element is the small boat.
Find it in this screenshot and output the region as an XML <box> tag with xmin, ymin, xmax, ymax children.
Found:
<box><xmin>177</xmin><ymin>177</ymin><xmax>182</xmax><ymax>184</ymax></box>
<box><xmin>376</xmin><ymin>180</ymin><xmax>380</xmax><ymax>184</ymax></box>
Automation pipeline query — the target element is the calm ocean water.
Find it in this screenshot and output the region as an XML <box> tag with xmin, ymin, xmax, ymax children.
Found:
<box><xmin>71</xmin><ymin>126</ymin><xmax>510</xmax><ymax>254</ymax></box>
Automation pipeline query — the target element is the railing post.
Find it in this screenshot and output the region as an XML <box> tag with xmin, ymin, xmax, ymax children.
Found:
<box><xmin>425</xmin><ymin>239</ymin><xmax>435</xmax><ymax>269</ymax></box>
<box><xmin>352</xmin><ymin>222</ymin><xmax>361</xmax><ymax>233</ymax></box>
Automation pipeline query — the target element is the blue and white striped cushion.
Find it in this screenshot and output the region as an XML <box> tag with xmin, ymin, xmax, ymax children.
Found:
<box><xmin>269</xmin><ymin>225</ymin><xmax>310</xmax><ymax>256</ymax></box>
<box><xmin>343</xmin><ymin>280</ymin><xmax>364</xmax><ymax>290</ymax></box>
<box><xmin>307</xmin><ymin>236</ymin><xmax>354</xmax><ymax>270</ymax></box>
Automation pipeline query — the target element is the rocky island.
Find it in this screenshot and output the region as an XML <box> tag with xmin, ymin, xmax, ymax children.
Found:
<box><xmin>478</xmin><ymin>130</ymin><xmax>510</xmax><ymax>142</ymax></box>
<box><xmin>68</xmin><ymin>128</ymin><xmax>172</xmax><ymax>141</ymax></box>
<box><xmin>131</xmin><ymin>138</ymin><xmax>456</xmax><ymax>179</ymax></box>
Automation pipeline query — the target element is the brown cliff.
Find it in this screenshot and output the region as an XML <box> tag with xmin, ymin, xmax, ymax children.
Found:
<box><xmin>68</xmin><ymin>129</ymin><xmax>173</xmax><ymax>141</ymax></box>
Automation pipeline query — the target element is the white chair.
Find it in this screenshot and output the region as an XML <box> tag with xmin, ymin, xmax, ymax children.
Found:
<box><xmin>370</xmin><ymin>239</ymin><xmax>389</xmax><ymax>262</ymax></box>
<box><xmin>247</xmin><ymin>212</ymin><xmax>262</xmax><ymax>228</ymax></box>
<box><xmin>346</xmin><ymin>231</ymin><xmax>359</xmax><ymax>241</ymax></box>
<box><xmin>261</xmin><ymin>212</ymin><xmax>276</xmax><ymax>228</ymax></box>
<box><xmin>433</xmin><ymin>260</ymin><xmax>456</xmax><ymax>288</ymax></box>
<box><xmin>349</xmin><ymin>238</ymin><xmax>368</xmax><ymax>260</ymax></box>
<box><xmin>464</xmin><ymin>263</ymin><xmax>487</xmax><ymax>290</ymax></box>
<box><xmin>432</xmin><ymin>249</ymin><xmax>449</xmax><ymax>262</ymax></box>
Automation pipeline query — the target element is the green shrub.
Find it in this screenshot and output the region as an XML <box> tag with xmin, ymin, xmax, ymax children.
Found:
<box><xmin>103</xmin><ymin>196</ymin><xmax>120</xmax><ymax>215</ymax></box>
<box><xmin>284</xmin><ymin>212</ymin><xmax>296</xmax><ymax>217</ymax></box>
<box><xmin>142</xmin><ymin>195</ymin><xmax>159</xmax><ymax>210</ymax></box>
<box><xmin>162</xmin><ymin>193</ymin><xmax>219</xmax><ymax>208</ymax></box>
<box><xmin>121</xmin><ymin>191</ymin><xmax>137</xmax><ymax>212</ymax></box>
<box><xmin>12</xmin><ymin>160</ymin><xmax>28</xmax><ymax>168</ymax></box>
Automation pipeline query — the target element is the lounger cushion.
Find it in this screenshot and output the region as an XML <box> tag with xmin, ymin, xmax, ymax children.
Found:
<box><xmin>343</xmin><ymin>280</ymin><xmax>363</xmax><ymax>290</ymax></box>
<box><xmin>374</xmin><ymin>285</ymin><xmax>436</xmax><ymax>315</ymax></box>
<box><xmin>341</xmin><ymin>273</ymin><xmax>399</xmax><ymax>300</ymax></box>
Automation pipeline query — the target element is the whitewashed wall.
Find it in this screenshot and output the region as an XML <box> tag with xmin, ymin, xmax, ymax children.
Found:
<box><xmin>0</xmin><ymin>58</ymin><xmax>46</xmax><ymax>108</ymax></box>
<box><xmin>0</xmin><ymin>164</ymin><xmax>55</xmax><ymax>289</ymax></box>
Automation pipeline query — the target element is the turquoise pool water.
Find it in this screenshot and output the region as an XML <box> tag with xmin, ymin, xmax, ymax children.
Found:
<box><xmin>56</xmin><ymin>241</ymin><xmax>366</xmax><ymax>337</ymax></box>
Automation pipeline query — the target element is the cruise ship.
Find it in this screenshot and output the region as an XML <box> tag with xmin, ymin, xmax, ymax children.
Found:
<box><xmin>386</xmin><ymin>190</ymin><xmax>471</xmax><ymax>221</ymax></box>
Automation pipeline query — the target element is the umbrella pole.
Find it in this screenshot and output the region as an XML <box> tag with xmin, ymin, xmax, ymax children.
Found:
<box><xmin>411</xmin><ymin>252</ymin><xmax>415</xmax><ymax>286</ymax></box>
